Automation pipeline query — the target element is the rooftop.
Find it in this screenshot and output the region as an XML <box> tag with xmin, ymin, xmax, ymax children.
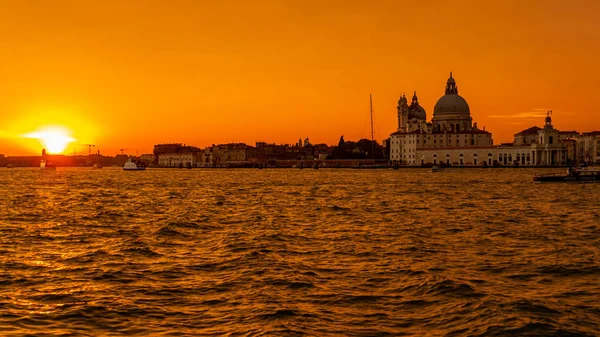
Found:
<box><xmin>514</xmin><ymin>126</ymin><xmax>541</xmax><ymax>136</ymax></box>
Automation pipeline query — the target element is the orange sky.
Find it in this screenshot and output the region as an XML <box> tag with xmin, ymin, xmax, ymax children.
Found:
<box><xmin>1</xmin><ymin>0</ymin><xmax>599</xmax><ymax>156</ymax></box>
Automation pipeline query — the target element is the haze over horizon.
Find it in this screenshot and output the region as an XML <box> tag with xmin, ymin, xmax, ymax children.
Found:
<box><xmin>1</xmin><ymin>0</ymin><xmax>599</xmax><ymax>156</ymax></box>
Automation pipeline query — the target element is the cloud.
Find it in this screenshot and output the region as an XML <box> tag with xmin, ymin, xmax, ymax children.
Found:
<box><xmin>488</xmin><ymin>111</ymin><xmax>548</xmax><ymax>119</ymax></box>
<box><xmin>488</xmin><ymin>109</ymin><xmax>576</xmax><ymax>119</ymax></box>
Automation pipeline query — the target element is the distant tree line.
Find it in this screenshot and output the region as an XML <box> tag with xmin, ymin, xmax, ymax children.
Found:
<box><xmin>330</xmin><ymin>136</ymin><xmax>386</xmax><ymax>160</ymax></box>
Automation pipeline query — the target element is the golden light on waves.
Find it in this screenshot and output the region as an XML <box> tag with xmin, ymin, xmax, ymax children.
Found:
<box><xmin>22</xmin><ymin>126</ymin><xmax>76</xmax><ymax>154</ymax></box>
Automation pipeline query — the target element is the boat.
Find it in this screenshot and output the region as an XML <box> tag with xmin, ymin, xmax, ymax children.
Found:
<box><xmin>533</xmin><ymin>167</ymin><xmax>600</xmax><ymax>183</ymax></box>
<box><xmin>123</xmin><ymin>158</ymin><xmax>147</xmax><ymax>171</ymax></box>
<box><xmin>92</xmin><ymin>163</ymin><xmax>102</xmax><ymax>169</ymax></box>
<box><xmin>6</xmin><ymin>164</ymin><xmax>14</xmax><ymax>169</ymax></box>
<box><xmin>40</xmin><ymin>149</ymin><xmax>56</xmax><ymax>170</ymax></box>
<box><xmin>40</xmin><ymin>159</ymin><xmax>56</xmax><ymax>170</ymax></box>
<box><xmin>431</xmin><ymin>165</ymin><xmax>441</xmax><ymax>172</ymax></box>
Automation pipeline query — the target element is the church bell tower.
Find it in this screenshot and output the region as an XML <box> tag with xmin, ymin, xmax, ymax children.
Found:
<box><xmin>397</xmin><ymin>94</ymin><xmax>409</xmax><ymax>132</ymax></box>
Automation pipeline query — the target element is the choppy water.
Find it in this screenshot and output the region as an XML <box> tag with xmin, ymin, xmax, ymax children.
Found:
<box><xmin>0</xmin><ymin>167</ymin><xmax>599</xmax><ymax>336</ymax></box>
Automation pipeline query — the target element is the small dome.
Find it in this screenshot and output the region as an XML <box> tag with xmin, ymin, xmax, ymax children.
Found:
<box><xmin>408</xmin><ymin>103</ymin><xmax>426</xmax><ymax>120</ymax></box>
<box><xmin>407</xmin><ymin>91</ymin><xmax>426</xmax><ymax>120</ymax></box>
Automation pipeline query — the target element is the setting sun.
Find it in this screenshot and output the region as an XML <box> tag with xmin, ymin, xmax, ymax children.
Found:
<box><xmin>22</xmin><ymin>126</ymin><xmax>76</xmax><ymax>154</ymax></box>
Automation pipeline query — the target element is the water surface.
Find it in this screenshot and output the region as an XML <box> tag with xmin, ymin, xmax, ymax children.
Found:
<box><xmin>0</xmin><ymin>168</ymin><xmax>598</xmax><ymax>336</ymax></box>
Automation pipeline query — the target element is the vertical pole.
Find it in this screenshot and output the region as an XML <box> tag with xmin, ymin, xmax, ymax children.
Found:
<box><xmin>370</xmin><ymin>94</ymin><xmax>374</xmax><ymax>142</ymax></box>
<box><xmin>370</xmin><ymin>94</ymin><xmax>375</xmax><ymax>161</ymax></box>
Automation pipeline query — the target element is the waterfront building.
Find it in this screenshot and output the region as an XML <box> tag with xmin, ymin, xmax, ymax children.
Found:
<box><xmin>158</xmin><ymin>152</ymin><xmax>198</xmax><ymax>167</ymax></box>
<box><xmin>153</xmin><ymin>143</ymin><xmax>202</xmax><ymax>165</ymax></box>
<box><xmin>211</xmin><ymin>143</ymin><xmax>249</xmax><ymax>166</ymax></box>
<box><xmin>139</xmin><ymin>154</ymin><xmax>155</xmax><ymax>165</ymax></box>
<box><xmin>497</xmin><ymin>112</ymin><xmax>574</xmax><ymax>166</ymax></box>
<box><xmin>389</xmin><ymin>73</ymin><xmax>586</xmax><ymax>167</ymax></box>
<box><xmin>577</xmin><ymin>131</ymin><xmax>600</xmax><ymax>164</ymax></box>
<box><xmin>197</xmin><ymin>148</ymin><xmax>214</xmax><ymax>167</ymax></box>
<box><xmin>390</xmin><ymin>73</ymin><xmax>494</xmax><ymax>166</ymax></box>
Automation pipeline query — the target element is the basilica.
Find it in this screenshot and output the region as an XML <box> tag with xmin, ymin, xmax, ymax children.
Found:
<box><xmin>389</xmin><ymin>73</ymin><xmax>580</xmax><ymax>166</ymax></box>
<box><xmin>389</xmin><ymin>73</ymin><xmax>495</xmax><ymax>166</ymax></box>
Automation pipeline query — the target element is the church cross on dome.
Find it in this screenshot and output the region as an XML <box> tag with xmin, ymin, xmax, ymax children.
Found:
<box><xmin>545</xmin><ymin>110</ymin><xmax>553</xmax><ymax>127</ymax></box>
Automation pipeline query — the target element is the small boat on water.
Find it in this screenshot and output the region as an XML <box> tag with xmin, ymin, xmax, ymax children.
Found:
<box><xmin>533</xmin><ymin>167</ymin><xmax>600</xmax><ymax>183</ymax></box>
<box><xmin>92</xmin><ymin>163</ymin><xmax>102</xmax><ymax>169</ymax></box>
<box><xmin>123</xmin><ymin>158</ymin><xmax>146</xmax><ymax>171</ymax></box>
<box><xmin>40</xmin><ymin>159</ymin><xmax>56</xmax><ymax>170</ymax></box>
<box><xmin>40</xmin><ymin>148</ymin><xmax>56</xmax><ymax>170</ymax></box>
<box><xmin>431</xmin><ymin>165</ymin><xmax>441</xmax><ymax>172</ymax></box>
<box><xmin>6</xmin><ymin>164</ymin><xmax>14</xmax><ymax>169</ymax></box>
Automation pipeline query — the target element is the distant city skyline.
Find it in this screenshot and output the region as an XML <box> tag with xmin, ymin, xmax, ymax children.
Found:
<box><xmin>1</xmin><ymin>0</ymin><xmax>599</xmax><ymax>156</ymax></box>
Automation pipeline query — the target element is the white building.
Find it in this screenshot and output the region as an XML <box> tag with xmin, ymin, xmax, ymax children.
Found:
<box><xmin>158</xmin><ymin>152</ymin><xmax>198</xmax><ymax>167</ymax></box>
<box><xmin>390</xmin><ymin>73</ymin><xmax>494</xmax><ymax>166</ymax></box>
<box><xmin>497</xmin><ymin>112</ymin><xmax>574</xmax><ymax>166</ymax></box>
<box><xmin>389</xmin><ymin>74</ymin><xmax>577</xmax><ymax>167</ymax></box>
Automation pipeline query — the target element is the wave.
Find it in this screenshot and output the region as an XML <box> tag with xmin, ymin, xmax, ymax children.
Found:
<box><xmin>154</xmin><ymin>226</ymin><xmax>189</xmax><ymax>238</ymax></box>
<box><xmin>420</xmin><ymin>279</ymin><xmax>484</xmax><ymax>298</ymax></box>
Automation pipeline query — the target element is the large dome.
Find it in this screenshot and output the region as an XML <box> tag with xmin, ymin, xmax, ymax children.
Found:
<box><xmin>433</xmin><ymin>94</ymin><xmax>470</xmax><ymax>115</ymax></box>
<box><xmin>432</xmin><ymin>72</ymin><xmax>471</xmax><ymax>119</ymax></box>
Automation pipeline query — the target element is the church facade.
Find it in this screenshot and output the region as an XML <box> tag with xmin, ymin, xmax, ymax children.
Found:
<box><xmin>389</xmin><ymin>73</ymin><xmax>495</xmax><ymax>166</ymax></box>
<box><xmin>389</xmin><ymin>73</ymin><xmax>575</xmax><ymax>166</ymax></box>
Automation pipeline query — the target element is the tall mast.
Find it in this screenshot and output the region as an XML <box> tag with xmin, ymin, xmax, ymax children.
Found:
<box><xmin>370</xmin><ymin>94</ymin><xmax>374</xmax><ymax>142</ymax></box>
<box><xmin>370</xmin><ymin>94</ymin><xmax>375</xmax><ymax>160</ymax></box>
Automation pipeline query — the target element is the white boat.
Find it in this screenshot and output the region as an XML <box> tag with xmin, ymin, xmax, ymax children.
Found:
<box><xmin>40</xmin><ymin>159</ymin><xmax>56</xmax><ymax>170</ymax></box>
<box><xmin>123</xmin><ymin>158</ymin><xmax>146</xmax><ymax>171</ymax></box>
<box><xmin>431</xmin><ymin>165</ymin><xmax>441</xmax><ymax>172</ymax></box>
<box><xmin>92</xmin><ymin>163</ymin><xmax>102</xmax><ymax>169</ymax></box>
<box><xmin>40</xmin><ymin>149</ymin><xmax>56</xmax><ymax>170</ymax></box>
